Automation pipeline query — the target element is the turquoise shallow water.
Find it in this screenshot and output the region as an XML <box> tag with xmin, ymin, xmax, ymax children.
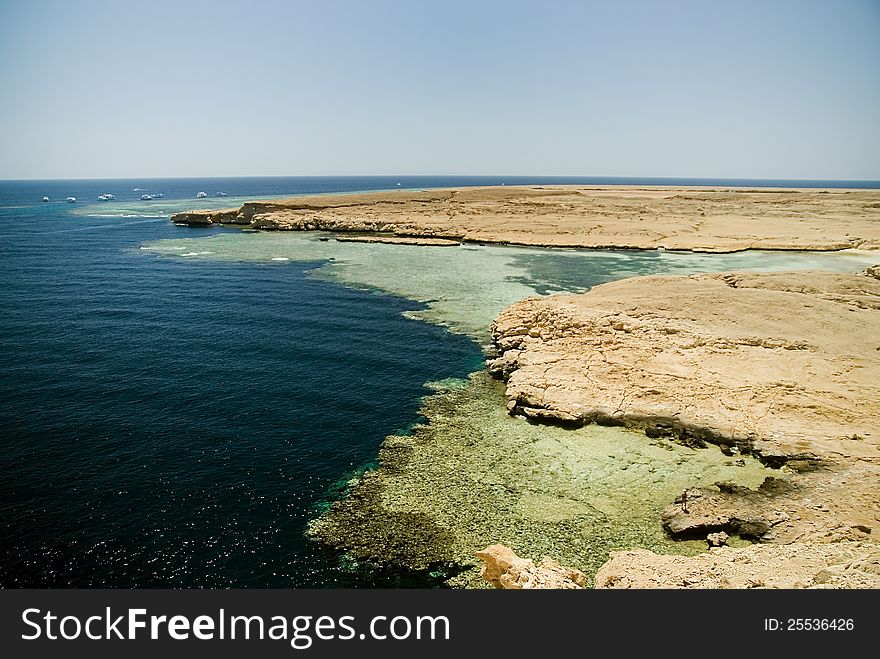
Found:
<box><xmin>143</xmin><ymin>231</ymin><xmax>877</xmax><ymax>342</ymax></box>
<box><xmin>0</xmin><ymin>176</ymin><xmax>875</xmax><ymax>587</ymax></box>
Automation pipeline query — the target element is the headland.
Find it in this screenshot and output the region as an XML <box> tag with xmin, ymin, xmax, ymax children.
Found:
<box><xmin>170</xmin><ymin>185</ymin><xmax>880</xmax><ymax>253</ymax></box>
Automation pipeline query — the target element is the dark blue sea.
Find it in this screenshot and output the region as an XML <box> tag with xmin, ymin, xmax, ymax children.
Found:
<box><xmin>1</xmin><ymin>176</ymin><xmax>876</xmax><ymax>588</ymax></box>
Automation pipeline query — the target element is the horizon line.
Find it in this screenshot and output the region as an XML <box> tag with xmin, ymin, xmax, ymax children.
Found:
<box><xmin>2</xmin><ymin>174</ymin><xmax>879</xmax><ymax>183</ymax></box>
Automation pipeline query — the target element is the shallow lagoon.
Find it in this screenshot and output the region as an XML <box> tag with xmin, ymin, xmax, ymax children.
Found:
<box><xmin>143</xmin><ymin>230</ymin><xmax>876</xmax><ymax>340</ymax></box>
<box><xmin>144</xmin><ymin>229</ymin><xmax>876</xmax><ymax>584</ymax></box>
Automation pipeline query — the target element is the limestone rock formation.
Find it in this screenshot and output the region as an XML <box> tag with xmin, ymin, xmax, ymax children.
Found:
<box><xmin>476</xmin><ymin>544</ymin><xmax>587</xmax><ymax>589</ymax></box>
<box><xmin>169</xmin><ymin>186</ymin><xmax>880</xmax><ymax>252</ymax></box>
<box><xmin>661</xmin><ymin>479</ymin><xmax>795</xmax><ymax>540</ymax></box>
<box><xmin>489</xmin><ymin>268</ymin><xmax>880</xmax><ymax>464</ymax></box>
<box><xmin>706</xmin><ymin>532</ymin><xmax>729</xmax><ymax>548</ymax></box>
<box><xmin>333</xmin><ymin>235</ymin><xmax>461</xmax><ymax>246</ymax></box>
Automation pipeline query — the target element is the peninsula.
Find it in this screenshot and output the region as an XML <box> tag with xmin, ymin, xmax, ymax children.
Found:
<box><xmin>171</xmin><ymin>185</ymin><xmax>880</xmax><ymax>253</ymax></box>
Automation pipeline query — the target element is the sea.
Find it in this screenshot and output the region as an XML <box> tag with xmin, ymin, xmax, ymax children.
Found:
<box><xmin>1</xmin><ymin>175</ymin><xmax>877</xmax><ymax>588</ymax></box>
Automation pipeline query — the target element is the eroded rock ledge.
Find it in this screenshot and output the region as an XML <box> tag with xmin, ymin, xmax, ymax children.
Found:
<box><xmin>170</xmin><ymin>186</ymin><xmax>880</xmax><ymax>253</ymax></box>
<box><xmin>488</xmin><ymin>268</ymin><xmax>880</xmax><ymax>586</ymax></box>
<box><xmin>488</xmin><ymin>268</ymin><xmax>880</xmax><ymax>464</ymax></box>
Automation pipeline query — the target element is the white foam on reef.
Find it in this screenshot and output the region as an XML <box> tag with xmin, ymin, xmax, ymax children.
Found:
<box><xmin>70</xmin><ymin>193</ymin><xmax>296</xmax><ymax>221</ymax></box>
<box><xmin>36</xmin><ymin>218</ymin><xmax>167</xmax><ymax>234</ymax></box>
<box><xmin>271</xmin><ymin>257</ymin><xmax>289</xmax><ymax>261</ymax></box>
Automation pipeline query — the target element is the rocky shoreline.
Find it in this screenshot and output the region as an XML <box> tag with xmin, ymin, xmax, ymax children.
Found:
<box><xmin>310</xmin><ymin>267</ymin><xmax>879</xmax><ymax>589</ymax></box>
<box><xmin>307</xmin><ymin>371</ymin><xmax>776</xmax><ymax>588</ymax></box>
<box><xmin>169</xmin><ymin>186</ymin><xmax>880</xmax><ymax>588</ymax></box>
<box><xmin>170</xmin><ymin>185</ymin><xmax>880</xmax><ymax>253</ymax></box>
<box><xmin>488</xmin><ymin>269</ymin><xmax>880</xmax><ymax>464</ymax></box>
<box><xmin>484</xmin><ymin>267</ymin><xmax>880</xmax><ymax>587</ymax></box>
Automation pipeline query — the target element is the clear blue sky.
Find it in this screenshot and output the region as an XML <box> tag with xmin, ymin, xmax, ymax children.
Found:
<box><xmin>1</xmin><ymin>0</ymin><xmax>878</xmax><ymax>180</ymax></box>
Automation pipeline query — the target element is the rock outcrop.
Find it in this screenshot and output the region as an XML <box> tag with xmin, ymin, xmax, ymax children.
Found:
<box><xmin>661</xmin><ymin>478</ymin><xmax>795</xmax><ymax>540</ymax></box>
<box><xmin>476</xmin><ymin>544</ymin><xmax>587</xmax><ymax>589</ymax></box>
<box><xmin>333</xmin><ymin>235</ymin><xmax>461</xmax><ymax>246</ymax></box>
<box><xmin>170</xmin><ymin>186</ymin><xmax>880</xmax><ymax>252</ymax></box>
<box><xmin>488</xmin><ymin>268</ymin><xmax>880</xmax><ymax>464</ymax></box>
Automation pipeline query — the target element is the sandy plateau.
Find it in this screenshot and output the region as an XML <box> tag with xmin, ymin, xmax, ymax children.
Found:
<box><xmin>171</xmin><ymin>185</ymin><xmax>880</xmax><ymax>253</ymax></box>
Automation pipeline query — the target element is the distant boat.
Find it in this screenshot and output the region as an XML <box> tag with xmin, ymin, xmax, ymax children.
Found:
<box><xmin>141</xmin><ymin>194</ymin><xmax>153</xmax><ymax>200</ymax></box>
<box><xmin>42</xmin><ymin>196</ymin><xmax>49</xmax><ymax>202</ymax></box>
<box><xmin>214</xmin><ymin>191</ymin><xmax>228</xmax><ymax>197</ymax></box>
<box><xmin>97</xmin><ymin>193</ymin><xmax>115</xmax><ymax>201</ymax></box>
<box><xmin>66</xmin><ymin>197</ymin><xmax>76</xmax><ymax>203</ymax></box>
<box><xmin>154</xmin><ymin>193</ymin><xmax>164</xmax><ymax>199</ymax></box>
<box><xmin>196</xmin><ymin>191</ymin><xmax>208</xmax><ymax>198</ymax></box>
<box><xmin>396</xmin><ymin>182</ymin><xmax>401</xmax><ymax>186</ymax></box>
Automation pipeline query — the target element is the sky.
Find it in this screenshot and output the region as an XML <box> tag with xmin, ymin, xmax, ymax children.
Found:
<box><xmin>0</xmin><ymin>0</ymin><xmax>878</xmax><ymax>180</ymax></box>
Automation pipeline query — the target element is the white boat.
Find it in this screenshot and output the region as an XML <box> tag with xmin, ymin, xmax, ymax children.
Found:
<box><xmin>214</xmin><ymin>191</ymin><xmax>228</xmax><ymax>197</ymax></box>
<box><xmin>141</xmin><ymin>194</ymin><xmax>153</xmax><ymax>200</ymax></box>
<box><xmin>42</xmin><ymin>196</ymin><xmax>49</xmax><ymax>202</ymax></box>
<box><xmin>154</xmin><ymin>193</ymin><xmax>164</xmax><ymax>199</ymax></box>
<box><xmin>97</xmin><ymin>193</ymin><xmax>116</xmax><ymax>201</ymax></box>
<box><xmin>196</xmin><ymin>191</ymin><xmax>208</xmax><ymax>198</ymax></box>
<box><xmin>66</xmin><ymin>197</ymin><xmax>76</xmax><ymax>203</ymax></box>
